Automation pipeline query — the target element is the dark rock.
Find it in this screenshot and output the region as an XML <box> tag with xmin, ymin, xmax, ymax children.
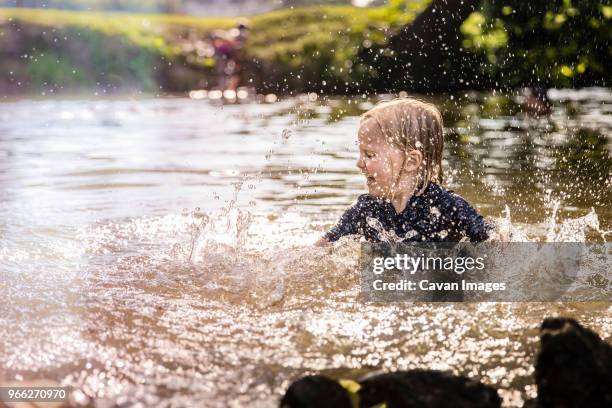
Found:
<box><xmin>281</xmin><ymin>318</ymin><xmax>612</xmax><ymax>408</ymax></box>
<box><xmin>280</xmin><ymin>370</ymin><xmax>500</xmax><ymax>408</ymax></box>
<box><xmin>358</xmin><ymin>370</ymin><xmax>500</xmax><ymax>408</ymax></box>
<box><xmin>534</xmin><ymin>317</ymin><xmax>612</xmax><ymax>408</ymax></box>
<box><xmin>280</xmin><ymin>375</ymin><xmax>352</xmax><ymax>408</ymax></box>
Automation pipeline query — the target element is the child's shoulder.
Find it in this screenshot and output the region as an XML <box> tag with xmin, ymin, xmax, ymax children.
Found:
<box><xmin>349</xmin><ymin>194</ymin><xmax>395</xmax><ymax>219</ymax></box>
<box><xmin>355</xmin><ymin>193</ymin><xmax>391</xmax><ymax>208</ymax></box>
<box><xmin>425</xmin><ymin>183</ymin><xmax>474</xmax><ymax>212</ymax></box>
<box><xmin>352</xmin><ymin>184</ymin><xmax>479</xmax><ymax>218</ymax></box>
<box><xmin>422</xmin><ymin>183</ymin><xmax>490</xmax><ymax>242</ymax></box>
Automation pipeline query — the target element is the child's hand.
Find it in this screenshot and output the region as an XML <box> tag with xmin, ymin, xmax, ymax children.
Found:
<box><xmin>314</xmin><ymin>237</ymin><xmax>329</xmax><ymax>247</ymax></box>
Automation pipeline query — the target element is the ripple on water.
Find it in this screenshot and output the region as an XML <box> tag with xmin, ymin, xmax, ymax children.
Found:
<box><xmin>1</xmin><ymin>93</ymin><xmax>611</xmax><ymax>407</ymax></box>
<box><xmin>2</xmin><ymin>206</ymin><xmax>610</xmax><ymax>406</ymax></box>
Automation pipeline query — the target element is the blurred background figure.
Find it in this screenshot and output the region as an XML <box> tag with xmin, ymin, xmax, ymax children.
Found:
<box><xmin>211</xmin><ymin>21</ymin><xmax>249</xmax><ymax>91</ymax></box>
<box><xmin>521</xmin><ymin>84</ymin><xmax>552</xmax><ymax>118</ymax></box>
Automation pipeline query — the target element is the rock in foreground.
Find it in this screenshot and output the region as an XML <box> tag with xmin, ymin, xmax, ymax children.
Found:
<box><xmin>534</xmin><ymin>317</ymin><xmax>612</xmax><ymax>408</ymax></box>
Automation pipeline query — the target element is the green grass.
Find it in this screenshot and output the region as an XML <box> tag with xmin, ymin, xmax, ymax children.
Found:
<box><xmin>0</xmin><ymin>2</ymin><xmax>432</xmax><ymax>93</ymax></box>
<box><xmin>0</xmin><ymin>3</ymin><xmax>429</xmax><ymax>58</ymax></box>
<box><xmin>0</xmin><ymin>7</ymin><xmax>236</xmax><ymax>57</ymax></box>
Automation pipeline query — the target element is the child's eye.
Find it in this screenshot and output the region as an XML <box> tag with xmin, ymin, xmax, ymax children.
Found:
<box><xmin>365</xmin><ymin>152</ymin><xmax>374</xmax><ymax>158</ymax></box>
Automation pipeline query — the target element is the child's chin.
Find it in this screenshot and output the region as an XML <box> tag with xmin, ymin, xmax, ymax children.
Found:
<box><xmin>367</xmin><ymin>187</ymin><xmax>385</xmax><ymax>198</ymax></box>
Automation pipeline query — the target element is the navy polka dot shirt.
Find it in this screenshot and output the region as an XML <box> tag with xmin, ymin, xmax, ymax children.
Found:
<box><xmin>324</xmin><ymin>183</ymin><xmax>491</xmax><ymax>243</ymax></box>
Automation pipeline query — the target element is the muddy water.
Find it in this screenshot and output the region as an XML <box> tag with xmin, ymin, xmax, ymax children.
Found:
<box><xmin>0</xmin><ymin>90</ymin><xmax>610</xmax><ymax>407</ymax></box>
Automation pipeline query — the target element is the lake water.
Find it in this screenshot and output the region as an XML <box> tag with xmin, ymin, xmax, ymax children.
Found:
<box><xmin>0</xmin><ymin>90</ymin><xmax>610</xmax><ymax>407</ymax></box>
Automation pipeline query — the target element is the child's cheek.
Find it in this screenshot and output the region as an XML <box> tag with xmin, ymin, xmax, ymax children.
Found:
<box><xmin>366</xmin><ymin>160</ymin><xmax>376</xmax><ymax>174</ymax></box>
<box><xmin>381</xmin><ymin>159</ymin><xmax>393</xmax><ymax>174</ymax></box>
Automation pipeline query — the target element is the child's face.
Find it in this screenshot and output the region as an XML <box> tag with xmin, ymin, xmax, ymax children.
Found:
<box><xmin>356</xmin><ymin>119</ymin><xmax>406</xmax><ymax>198</ymax></box>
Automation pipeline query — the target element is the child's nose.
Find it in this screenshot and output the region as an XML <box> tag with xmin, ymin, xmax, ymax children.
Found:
<box><xmin>356</xmin><ymin>156</ymin><xmax>365</xmax><ymax>170</ymax></box>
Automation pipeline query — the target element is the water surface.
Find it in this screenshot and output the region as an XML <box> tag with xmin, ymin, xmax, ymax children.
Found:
<box><xmin>0</xmin><ymin>90</ymin><xmax>610</xmax><ymax>407</ymax></box>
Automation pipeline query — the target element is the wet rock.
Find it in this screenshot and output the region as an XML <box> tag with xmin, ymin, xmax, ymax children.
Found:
<box><xmin>358</xmin><ymin>370</ymin><xmax>500</xmax><ymax>408</ymax></box>
<box><xmin>280</xmin><ymin>375</ymin><xmax>352</xmax><ymax>408</ymax></box>
<box><xmin>533</xmin><ymin>317</ymin><xmax>612</xmax><ymax>408</ymax></box>
<box><xmin>280</xmin><ymin>370</ymin><xmax>500</xmax><ymax>408</ymax></box>
<box><xmin>281</xmin><ymin>318</ymin><xmax>612</xmax><ymax>408</ymax></box>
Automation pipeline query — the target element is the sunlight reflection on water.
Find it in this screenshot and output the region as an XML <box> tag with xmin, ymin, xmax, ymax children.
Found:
<box><xmin>0</xmin><ymin>90</ymin><xmax>610</xmax><ymax>407</ymax></box>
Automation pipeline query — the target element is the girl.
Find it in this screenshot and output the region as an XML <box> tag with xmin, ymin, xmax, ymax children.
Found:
<box><xmin>317</xmin><ymin>98</ymin><xmax>490</xmax><ymax>245</ymax></box>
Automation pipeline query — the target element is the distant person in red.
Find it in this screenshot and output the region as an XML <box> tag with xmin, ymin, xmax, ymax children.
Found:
<box><xmin>522</xmin><ymin>84</ymin><xmax>552</xmax><ymax>117</ymax></box>
<box><xmin>211</xmin><ymin>22</ymin><xmax>249</xmax><ymax>92</ymax></box>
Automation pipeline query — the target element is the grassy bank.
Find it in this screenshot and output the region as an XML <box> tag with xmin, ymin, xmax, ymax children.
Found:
<box><xmin>0</xmin><ymin>2</ymin><xmax>430</xmax><ymax>94</ymax></box>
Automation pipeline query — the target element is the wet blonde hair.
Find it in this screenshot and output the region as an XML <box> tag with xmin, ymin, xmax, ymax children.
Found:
<box><xmin>361</xmin><ymin>98</ymin><xmax>444</xmax><ymax>196</ymax></box>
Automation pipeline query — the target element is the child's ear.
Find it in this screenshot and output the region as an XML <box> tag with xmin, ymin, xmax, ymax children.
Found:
<box><xmin>404</xmin><ymin>150</ymin><xmax>423</xmax><ymax>172</ymax></box>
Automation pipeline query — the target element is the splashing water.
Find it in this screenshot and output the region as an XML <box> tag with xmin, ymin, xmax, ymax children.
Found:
<box><xmin>489</xmin><ymin>203</ymin><xmax>609</xmax><ymax>243</ymax></box>
<box><xmin>544</xmin><ymin>201</ymin><xmax>610</xmax><ymax>242</ymax></box>
<box><xmin>171</xmin><ymin>194</ymin><xmax>610</xmax><ymax>309</ymax></box>
<box><xmin>366</xmin><ymin>216</ymin><xmax>407</xmax><ymax>243</ymax></box>
<box><xmin>1</xmin><ymin>93</ymin><xmax>610</xmax><ymax>407</ymax></box>
<box><xmin>186</xmin><ymin>181</ymin><xmax>254</xmax><ymax>263</ymax></box>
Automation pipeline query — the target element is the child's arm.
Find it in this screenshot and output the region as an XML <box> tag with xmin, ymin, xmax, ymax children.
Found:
<box><xmin>314</xmin><ymin>237</ymin><xmax>329</xmax><ymax>246</ymax></box>
<box><xmin>450</xmin><ymin>194</ymin><xmax>492</xmax><ymax>242</ymax></box>
<box><xmin>465</xmin><ymin>211</ymin><xmax>492</xmax><ymax>242</ymax></box>
<box><xmin>316</xmin><ymin>195</ymin><xmax>370</xmax><ymax>245</ymax></box>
